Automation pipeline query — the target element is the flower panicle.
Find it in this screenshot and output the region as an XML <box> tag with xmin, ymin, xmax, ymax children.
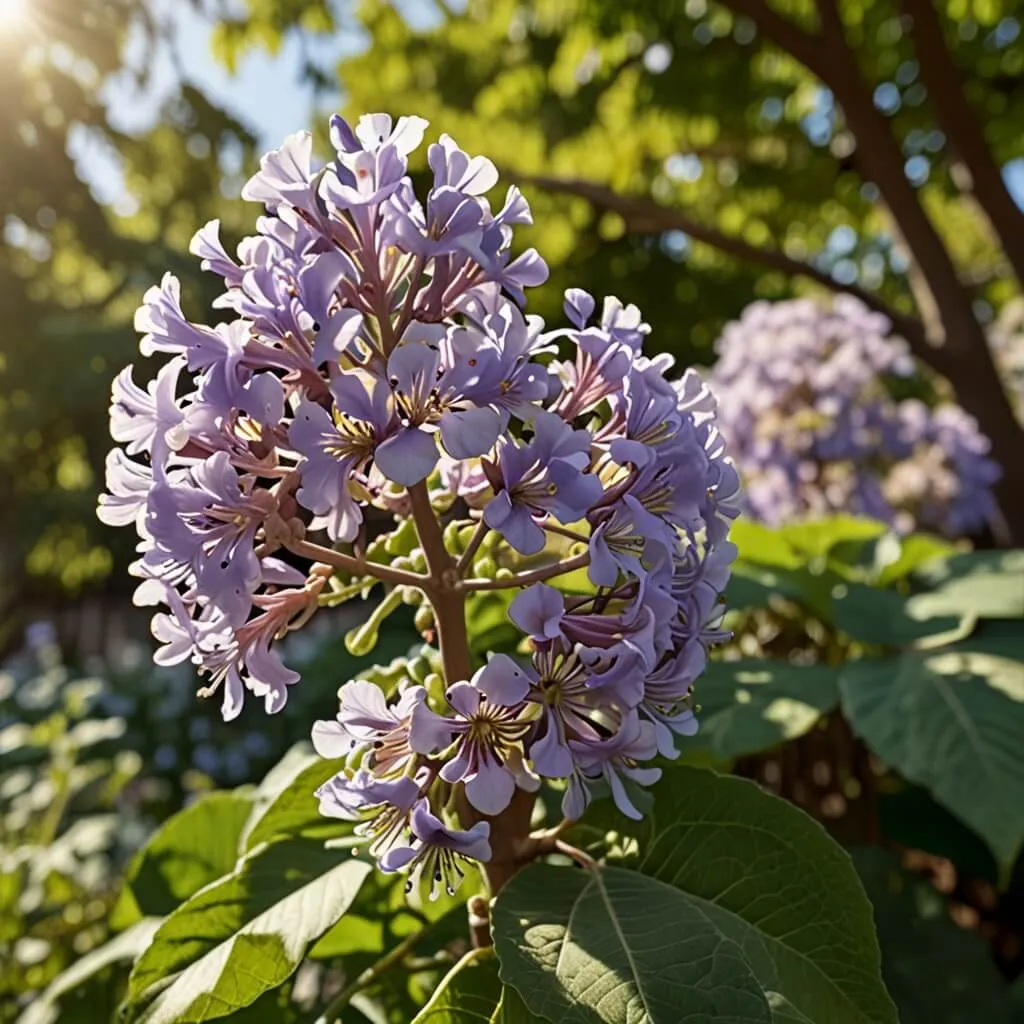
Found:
<box><xmin>100</xmin><ymin>111</ymin><xmax>741</xmax><ymax>900</ymax></box>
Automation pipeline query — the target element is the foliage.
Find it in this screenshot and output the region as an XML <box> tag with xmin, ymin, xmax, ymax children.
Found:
<box><xmin>6</xmin><ymin>515</ymin><xmax>1023</xmax><ymax>1021</ymax></box>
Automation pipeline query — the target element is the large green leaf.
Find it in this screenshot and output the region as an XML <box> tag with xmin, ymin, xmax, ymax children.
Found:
<box><xmin>907</xmin><ymin>550</ymin><xmax>1024</xmax><ymax>621</ymax></box>
<box><xmin>829</xmin><ymin>582</ymin><xmax>967</xmax><ymax>648</ymax></box>
<box><xmin>492</xmin><ymin>863</ymin><xmax>772</xmax><ymax>1023</ymax></box>
<box><xmin>776</xmin><ymin>517</ymin><xmax>887</xmax><ymax>561</ymax></box>
<box><xmin>125</xmin><ymin>839</ymin><xmax>371</xmax><ymax>1023</ymax></box>
<box><xmin>840</xmin><ymin>638</ymin><xmax>1024</xmax><ymax>875</ymax></box>
<box><xmin>587</xmin><ymin>766</ymin><xmax>897</xmax><ymax>1024</ymax></box>
<box><xmin>113</xmin><ymin>791</ymin><xmax>254</xmax><ymax>925</ymax></box>
<box><xmin>242</xmin><ymin>752</ymin><xmax>350</xmax><ymax>852</ymax></box>
<box><xmin>851</xmin><ymin>848</ymin><xmax>1011</xmax><ymax>1024</ymax></box>
<box><xmin>692</xmin><ymin>660</ymin><xmax>839</xmax><ymax>759</ymax></box>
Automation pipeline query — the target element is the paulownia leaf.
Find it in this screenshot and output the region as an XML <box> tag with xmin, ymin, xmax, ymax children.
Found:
<box><xmin>582</xmin><ymin>766</ymin><xmax>897</xmax><ymax>1024</ymax></box>
<box><xmin>691</xmin><ymin>660</ymin><xmax>840</xmax><ymax>759</ymax></box>
<box><xmin>492</xmin><ymin>863</ymin><xmax>772</xmax><ymax>1023</ymax></box>
<box><xmin>242</xmin><ymin>753</ymin><xmax>351</xmax><ymax>852</ymax></box>
<box><xmin>125</xmin><ymin>839</ymin><xmax>370</xmax><ymax>1023</ymax></box>
<box><xmin>907</xmin><ymin>550</ymin><xmax>1024</xmax><ymax>621</ymax></box>
<box><xmin>113</xmin><ymin>791</ymin><xmax>253</xmax><ymax>926</ymax></box>
<box><xmin>840</xmin><ymin>638</ymin><xmax>1024</xmax><ymax>878</ymax></box>
<box><xmin>408</xmin><ymin>948</ymin><xmax>546</xmax><ymax>1023</ymax></box>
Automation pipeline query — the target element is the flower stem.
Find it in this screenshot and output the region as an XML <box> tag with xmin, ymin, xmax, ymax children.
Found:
<box><xmin>286</xmin><ymin>538</ymin><xmax>426</xmax><ymax>588</ymax></box>
<box><xmin>555</xmin><ymin>839</ymin><xmax>601</xmax><ymax>874</ymax></box>
<box><xmin>461</xmin><ymin>550</ymin><xmax>590</xmax><ymax>591</ymax></box>
<box><xmin>455</xmin><ymin>519</ymin><xmax>490</xmax><ymax>576</ymax></box>
<box><xmin>314</xmin><ymin>921</ymin><xmax>433</xmax><ymax>1023</ymax></box>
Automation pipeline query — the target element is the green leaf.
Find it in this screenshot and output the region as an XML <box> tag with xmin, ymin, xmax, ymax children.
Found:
<box><xmin>731</xmin><ymin>520</ymin><xmax>804</xmax><ymax>570</ymax></box>
<box><xmin>408</xmin><ymin>948</ymin><xmax>547</xmax><ymax>1023</ymax></box>
<box><xmin>492</xmin><ymin>863</ymin><xmax>772</xmax><ymax>1024</ymax></box>
<box><xmin>764</xmin><ymin>993</ymin><xmax>814</xmax><ymax>1024</ymax></box>
<box><xmin>692</xmin><ymin>660</ymin><xmax>840</xmax><ymax>759</ymax></box>
<box><xmin>411</xmin><ymin>949</ymin><xmax>503</xmax><ymax>1023</ymax></box>
<box><xmin>840</xmin><ymin>638</ymin><xmax>1024</xmax><ymax>878</ymax></box>
<box><xmin>492</xmin><ymin>983</ymin><xmax>547</xmax><ymax>1023</ymax></box>
<box><xmin>17</xmin><ymin>919</ymin><xmax>161</xmax><ymax>1024</ymax></box>
<box><xmin>242</xmin><ymin>754</ymin><xmax>352</xmax><ymax>852</ymax></box>
<box><xmin>588</xmin><ymin>766</ymin><xmax>898</xmax><ymax>1024</ymax></box>
<box><xmin>126</xmin><ymin>839</ymin><xmax>371</xmax><ymax>1022</ymax></box>
<box><xmin>113</xmin><ymin>791</ymin><xmax>254</xmax><ymax>925</ymax></box>
<box><xmin>907</xmin><ymin>550</ymin><xmax>1024</xmax><ymax>621</ymax></box>
<box><xmin>829</xmin><ymin>582</ymin><xmax>967</xmax><ymax>648</ymax></box>
<box><xmin>874</xmin><ymin>533</ymin><xmax>956</xmax><ymax>586</ymax></box>
<box><xmin>776</xmin><ymin>517</ymin><xmax>887</xmax><ymax>560</ymax></box>
<box><xmin>851</xmin><ymin>848</ymin><xmax>1012</xmax><ymax>1024</ymax></box>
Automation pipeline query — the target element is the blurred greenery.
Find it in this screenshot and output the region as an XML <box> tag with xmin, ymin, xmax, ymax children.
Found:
<box><xmin>6</xmin><ymin>0</ymin><xmax>1024</xmax><ymax>636</ymax></box>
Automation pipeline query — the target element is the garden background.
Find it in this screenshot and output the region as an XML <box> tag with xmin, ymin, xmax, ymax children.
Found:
<box><xmin>3</xmin><ymin>0</ymin><xmax>1024</xmax><ymax>1021</ymax></box>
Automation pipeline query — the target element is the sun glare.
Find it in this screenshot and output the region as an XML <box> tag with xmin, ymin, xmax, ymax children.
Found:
<box><xmin>0</xmin><ymin>0</ymin><xmax>28</xmax><ymax>27</ymax></box>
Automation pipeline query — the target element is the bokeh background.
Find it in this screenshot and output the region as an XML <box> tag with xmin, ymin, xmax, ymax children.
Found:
<box><xmin>3</xmin><ymin>0</ymin><xmax>1024</xmax><ymax>1021</ymax></box>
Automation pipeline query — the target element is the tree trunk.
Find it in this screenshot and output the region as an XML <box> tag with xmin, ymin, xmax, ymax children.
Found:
<box><xmin>815</xmin><ymin>0</ymin><xmax>1024</xmax><ymax>543</ymax></box>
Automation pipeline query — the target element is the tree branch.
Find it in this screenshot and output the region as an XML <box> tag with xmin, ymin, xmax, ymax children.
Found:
<box><xmin>900</xmin><ymin>0</ymin><xmax>1024</xmax><ymax>285</ymax></box>
<box><xmin>408</xmin><ymin>482</ymin><xmax>473</xmax><ymax>684</ymax></box>
<box><xmin>716</xmin><ymin>0</ymin><xmax>828</xmax><ymax>80</ymax></box>
<box><xmin>518</xmin><ymin>171</ymin><xmax>932</xmax><ymax>359</ymax></box>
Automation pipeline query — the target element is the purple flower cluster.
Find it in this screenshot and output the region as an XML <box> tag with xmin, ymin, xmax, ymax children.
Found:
<box><xmin>708</xmin><ymin>296</ymin><xmax>1000</xmax><ymax>536</ymax></box>
<box><xmin>99</xmin><ymin>112</ymin><xmax>739</xmax><ymax>899</ymax></box>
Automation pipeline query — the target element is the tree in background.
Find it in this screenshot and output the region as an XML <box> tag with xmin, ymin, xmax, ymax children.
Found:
<box><xmin>0</xmin><ymin>0</ymin><xmax>259</xmax><ymax>645</ymax></box>
<box><xmin>301</xmin><ymin>0</ymin><xmax>1024</xmax><ymax>539</ymax></box>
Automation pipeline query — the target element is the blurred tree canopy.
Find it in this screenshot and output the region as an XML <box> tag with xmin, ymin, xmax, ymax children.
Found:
<box><xmin>4</xmin><ymin>0</ymin><xmax>1024</xmax><ymax>642</ymax></box>
<box><xmin>0</xmin><ymin>0</ymin><xmax>260</xmax><ymax>643</ymax></box>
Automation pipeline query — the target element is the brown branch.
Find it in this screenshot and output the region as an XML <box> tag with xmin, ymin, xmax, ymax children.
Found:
<box><xmin>901</xmin><ymin>0</ymin><xmax>1024</xmax><ymax>286</ymax></box>
<box><xmin>519</xmin><ymin>171</ymin><xmax>932</xmax><ymax>359</ymax></box>
<box><xmin>716</xmin><ymin>0</ymin><xmax>828</xmax><ymax>80</ymax></box>
<box><xmin>407</xmin><ymin>482</ymin><xmax>473</xmax><ymax>685</ymax></box>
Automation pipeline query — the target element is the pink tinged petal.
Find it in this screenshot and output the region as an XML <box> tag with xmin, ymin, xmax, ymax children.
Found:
<box><xmin>445</xmin><ymin>681</ymin><xmax>482</xmax><ymax>718</ymax></box>
<box><xmin>465</xmin><ymin>756</ymin><xmax>516</xmax><ymax>815</ymax></box>
<box><xmin>409</xmin><ymin>703</ymin><xmax>456</xmax><ymax>755</ymax></box>
<box><xmin>312</xmin><ymin>719</ymin><xmax>356</xmax><ymax>759</ymax></box>
<box><xmin>375</xmin><ymin>427</ymin><xmax>438</xmax><ymax>486</ymax></box>
<box><xmin>473</xmin><ymin>655</ymin><xmax>531</xmax><ymax>705</ymax></box>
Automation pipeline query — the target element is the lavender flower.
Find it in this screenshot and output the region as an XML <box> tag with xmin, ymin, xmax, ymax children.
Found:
<box><xmin>708</xmin><ymin>295</ymin><xmax>1000</xmax><ymax>535</ymax></box>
